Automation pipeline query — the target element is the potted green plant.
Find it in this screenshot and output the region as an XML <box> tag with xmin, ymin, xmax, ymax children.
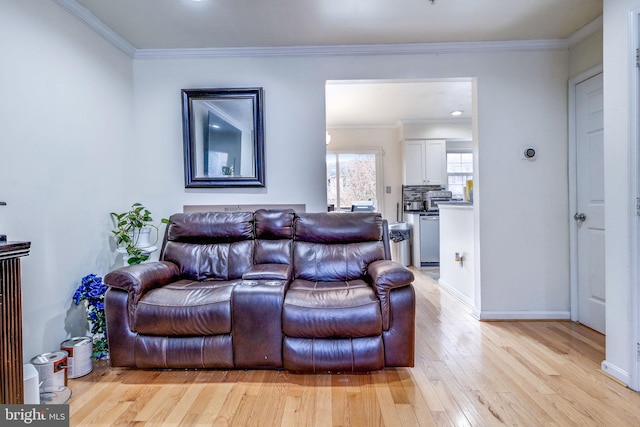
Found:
<box><xmin>110</xmin><ymin>203</ymin><xmax>167</xmax><ymax>265</ymax></box>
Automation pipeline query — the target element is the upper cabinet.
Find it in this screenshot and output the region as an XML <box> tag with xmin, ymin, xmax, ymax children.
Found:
<box><xmin>424</xmin><ymin>140</ymin><xmax>446</xmax><ymax>185</ymax></box>
<box><xmin>403</xmin><ymin>139</ymin><xmax>446</xmax><ymax>186</ymax></box>
<box><xmin>403</xmin><ymin>140</ymin><xmax>427</xmax><ymax>185</ymax></box>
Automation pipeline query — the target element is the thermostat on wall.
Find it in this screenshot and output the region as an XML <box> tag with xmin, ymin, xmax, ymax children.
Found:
<box><xmin>520</xmin><ymin>146</ymin><xmax>537</xmax><ymax>160</ymax></box>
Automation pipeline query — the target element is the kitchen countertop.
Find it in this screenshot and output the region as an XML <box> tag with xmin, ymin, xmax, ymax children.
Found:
<box><xmin>438</xmin><ymin>201</ymin><xmax>473</xmax><ymax>209</ymax></box>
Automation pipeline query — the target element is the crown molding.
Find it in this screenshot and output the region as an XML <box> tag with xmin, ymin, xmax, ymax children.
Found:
<box><xmin>327</xmin><ymin>123</ymin><xmax>402</xmax><ymax>130</ymax></box>
<box><xmin>400</xmin><ymin>118</ymin><xmax>472</xmax><ymax>125</ymax></box>
<box><xmin>134</xmin><ymin>39</ymin><xmax>568</xmax><ymax>60</ymax></box>
<box><xmin>52</xmin><ymin>0</ymin><xmax>136</xmax><ymax>57</ymax></box>
<box><xmin>53</xmin><ymin>0</ymin><xmax>601</xmax><ymax>60</ymax></box>
<box><xmin>327</xmin><ymin>118</ymin><xmax>471</xmax><ymax>130</ymax></box>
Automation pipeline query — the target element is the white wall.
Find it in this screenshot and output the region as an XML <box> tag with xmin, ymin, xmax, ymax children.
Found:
<box><xmin>132</xmin><ymin>49</ymin><xmax>571</xmax><ymax>322</ymax></box>
<box><xmin>0</xmin><ymin>0</ymin><xmax>134</xmax><ymax>360</ymax></box>
<box><xmin>439</xmin><ymin>205</ymin><xmax>475</xmax><ymax>308</ymax></box>
<box><xmin>131</xmin><ymin>57</ymin><xmax>329</xmax><ymax>218</ymax></box>
<box><xmin>473</xmin><ymin>51</ymin><xmax>570</xmax><ymax>318</ymax></box>
<box><xmin>569</xmin><ymin>29</ymin><xmax>604</xmax><ymax>78</ymax></box>
<box><xmin>602</xmin><ymin>0</ymin><xmax>637</xmax><ymax>386</ymax></box>
<box><xmin>402</xmin><ymin>121</ymin><xmax>472</xmax><ymax>140</ymax></box>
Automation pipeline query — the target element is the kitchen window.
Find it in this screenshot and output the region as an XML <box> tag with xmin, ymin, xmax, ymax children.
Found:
<box><xmin>326</xmin><ymin>151</ymin><xmax>381</xmax><ymax>211</ymax></box>
<box><xmin>447</xmin><ymin>152</ymin><xmax>473</xmax><ymax>200</ymax></box>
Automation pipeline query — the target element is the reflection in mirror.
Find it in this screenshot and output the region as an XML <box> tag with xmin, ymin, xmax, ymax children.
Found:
<box><xmin>182</xmin><ymin>88</ymin><xmax>265</xmax><ymax>187</ymax></box>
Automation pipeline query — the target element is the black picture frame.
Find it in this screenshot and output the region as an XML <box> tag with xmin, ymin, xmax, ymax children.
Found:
<box><xmin>182</xmin><ymin>87</ymin><xmax>265</xmax><ymax>188</ymax></box>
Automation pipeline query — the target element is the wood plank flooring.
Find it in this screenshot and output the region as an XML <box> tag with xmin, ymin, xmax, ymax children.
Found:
<box><xmin>67</xmin><ymin>268</ymin><xmax>640</xmax><ymax>426</ymax></box>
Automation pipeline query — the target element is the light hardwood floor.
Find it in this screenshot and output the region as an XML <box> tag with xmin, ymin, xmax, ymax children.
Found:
<box><xmin>67</xmin><ymin>268</ymin><xmax>640</xmax><ymax>426</ymax></box>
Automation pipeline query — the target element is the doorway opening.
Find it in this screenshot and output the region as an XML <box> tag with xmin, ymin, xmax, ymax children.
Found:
<box><xmin>325</xmin><ymin>78</ymin><xmax>474</xmax><ymax>221</ymax></box>
<box><xmin>324</xmin><ymin>78</ymin><xmax>479</xmax><ymax>313</ymax></box>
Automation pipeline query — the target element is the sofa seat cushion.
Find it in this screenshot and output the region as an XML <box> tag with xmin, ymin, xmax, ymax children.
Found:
<box><xmin>283</xmin><ymin>279</ymin><xmax>382</xmax><ymax>338</ymax></box>
<box><xmin>133</xmin><ymin>279</ymin><xmax>239</xmax><ymax>336</ymax></box>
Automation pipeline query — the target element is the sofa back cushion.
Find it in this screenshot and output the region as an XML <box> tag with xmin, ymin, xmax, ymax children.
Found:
<box><xmin>162</xmin><ymin>212</ymin><xmax>254</xmax><ymax>280</ymax></box>
<box><xmin>293</xmin><ymin>213</ymin><xmax>386</xmax><ymax>281</ymax></box>
<box><xmin>255</xmin><ymin>209</ymin><xmax>294</xmax><ymax>239</ymax></box>
<box><xmin>254</xmin><ymin>209</ymin><xmax>294</xmax><ymax>264</ymax></box>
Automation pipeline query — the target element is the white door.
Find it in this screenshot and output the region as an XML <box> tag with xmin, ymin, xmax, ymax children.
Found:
<box><xmin>576</xmin><ymin>73</ymin><xmax>605</xmax><ymax>334</ymax></box>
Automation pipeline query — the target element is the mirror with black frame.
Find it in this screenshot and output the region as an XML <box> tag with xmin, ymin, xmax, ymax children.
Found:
<box><xmin>182</xmin><ymin>88</ymin><xmax>265</xmax><ymax>187</ymax></box>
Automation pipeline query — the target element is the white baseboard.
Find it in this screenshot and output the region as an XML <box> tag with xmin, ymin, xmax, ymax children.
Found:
<box><xmin>478</xmin><ymin>310</ymin><xmax>571</xmax><ymax>321</ymax></box>
<box><xmin>601</xmin><ymin>360</ymin><xmax>630</xmax><ymax>386</ymax></box>
<box><xmin>437</xmin><ymin>279</ymin><xmax>475</xmax><ymax>310</ymax></box>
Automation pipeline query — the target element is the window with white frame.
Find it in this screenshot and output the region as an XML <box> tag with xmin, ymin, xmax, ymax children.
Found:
<box><xmin>326</xmin><ymin>151</ymin><xmax>381</xmax><ymax>212</ymax></box>
<box><xmin>447</xmin><ymin>152</ymin><xmax>473</xmax><ymax>200</ymax></box>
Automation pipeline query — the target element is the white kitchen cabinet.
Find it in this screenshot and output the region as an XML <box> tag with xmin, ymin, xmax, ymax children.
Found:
<box><xmin>403</xmin><ymin>140</ymin><xmax>426</xmax><ymax>185</ymax></box>
<box><xmin>402</xmin><ymin>139</ymin><xmax>446</xmax><ymax>186</ymax></box>
<box><xmin>424</xmin><ymin>140</ymin><xmax>446</xmax><ymax>185</ymax></box>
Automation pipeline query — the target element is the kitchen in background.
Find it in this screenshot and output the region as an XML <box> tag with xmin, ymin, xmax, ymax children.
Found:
<box><xmin>402</xmin><ymin>185</ymin><xmax>452</xmax><ymax>266</ymax></box>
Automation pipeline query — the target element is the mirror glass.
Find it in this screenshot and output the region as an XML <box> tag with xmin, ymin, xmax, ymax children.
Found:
<box><xmin>182</xmin><ymin>88</ymin><xmax>265</xmax><ymax>187</ymax></box>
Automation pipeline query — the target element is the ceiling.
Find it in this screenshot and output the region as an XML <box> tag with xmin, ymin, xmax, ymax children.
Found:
<box><xmin>326</xmin><ymin>80</ymin><xmax>473</xmax><ymax>127</ymax></box>
<box><xmin>71</xmin><ymin>0</ymin><xmax>602</xmax><ymax>50</ymax></box>
<box><xmin>63</xmin><ymin>0</ymin><xmax>602</xmax><ymax>127</ymax></box>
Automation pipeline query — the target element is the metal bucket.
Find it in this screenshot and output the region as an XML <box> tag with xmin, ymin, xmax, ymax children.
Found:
<box><xmin>30</xmin><ymin>351</ymin><xmax>68</xmax><ymax>389</ymax></box>
<box><xmin>61</xmin><ymin>337</ymin><xmax>93</xmax><ymax>378</ymax></box>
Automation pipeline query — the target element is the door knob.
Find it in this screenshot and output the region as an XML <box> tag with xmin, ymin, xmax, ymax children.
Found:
<box><xmin>574</xmin><ymin>212</ymin><xmax>586</xmax><ymax>222</ymax></box>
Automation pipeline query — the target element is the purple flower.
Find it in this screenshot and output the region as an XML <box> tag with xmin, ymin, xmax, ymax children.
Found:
<box><xmin>73</xmin><ymin>274</ymin><xmax>109</xmax><ymax>359</ymax></box>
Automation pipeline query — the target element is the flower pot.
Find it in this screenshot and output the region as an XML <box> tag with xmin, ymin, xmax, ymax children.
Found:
<box><xmin>133</xmin><ymin>227</ymin><xmax>155</xmax><ymax>249</ymax></box>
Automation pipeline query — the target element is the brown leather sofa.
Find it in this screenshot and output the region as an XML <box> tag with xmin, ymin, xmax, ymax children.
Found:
<box><xmin>104</xmin><ymin>209</ymin><xmax>415</xmax><ymax>372</ymax></box>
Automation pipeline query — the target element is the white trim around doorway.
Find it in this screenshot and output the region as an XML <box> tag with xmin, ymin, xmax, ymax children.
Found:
<box><xmin>627</xmin><ymin>6</ymin><xmax>640</xmax><ymax>393</ymax></box>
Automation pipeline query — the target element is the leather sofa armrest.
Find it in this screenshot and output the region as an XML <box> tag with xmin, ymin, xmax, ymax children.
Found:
<box><xmin>368</xmin><ymin>260</ymin><xmax>414</xmax><ymax>330</ymax></box>
<box><xmin>104</xmin><ymin>261</ymin><xmax>180</xmax><ymax>305</ymax></box>
<box><xmin>243</xmin><ymin>263</ymin><xmax>292</xmax><ymax>281</ymax></box>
